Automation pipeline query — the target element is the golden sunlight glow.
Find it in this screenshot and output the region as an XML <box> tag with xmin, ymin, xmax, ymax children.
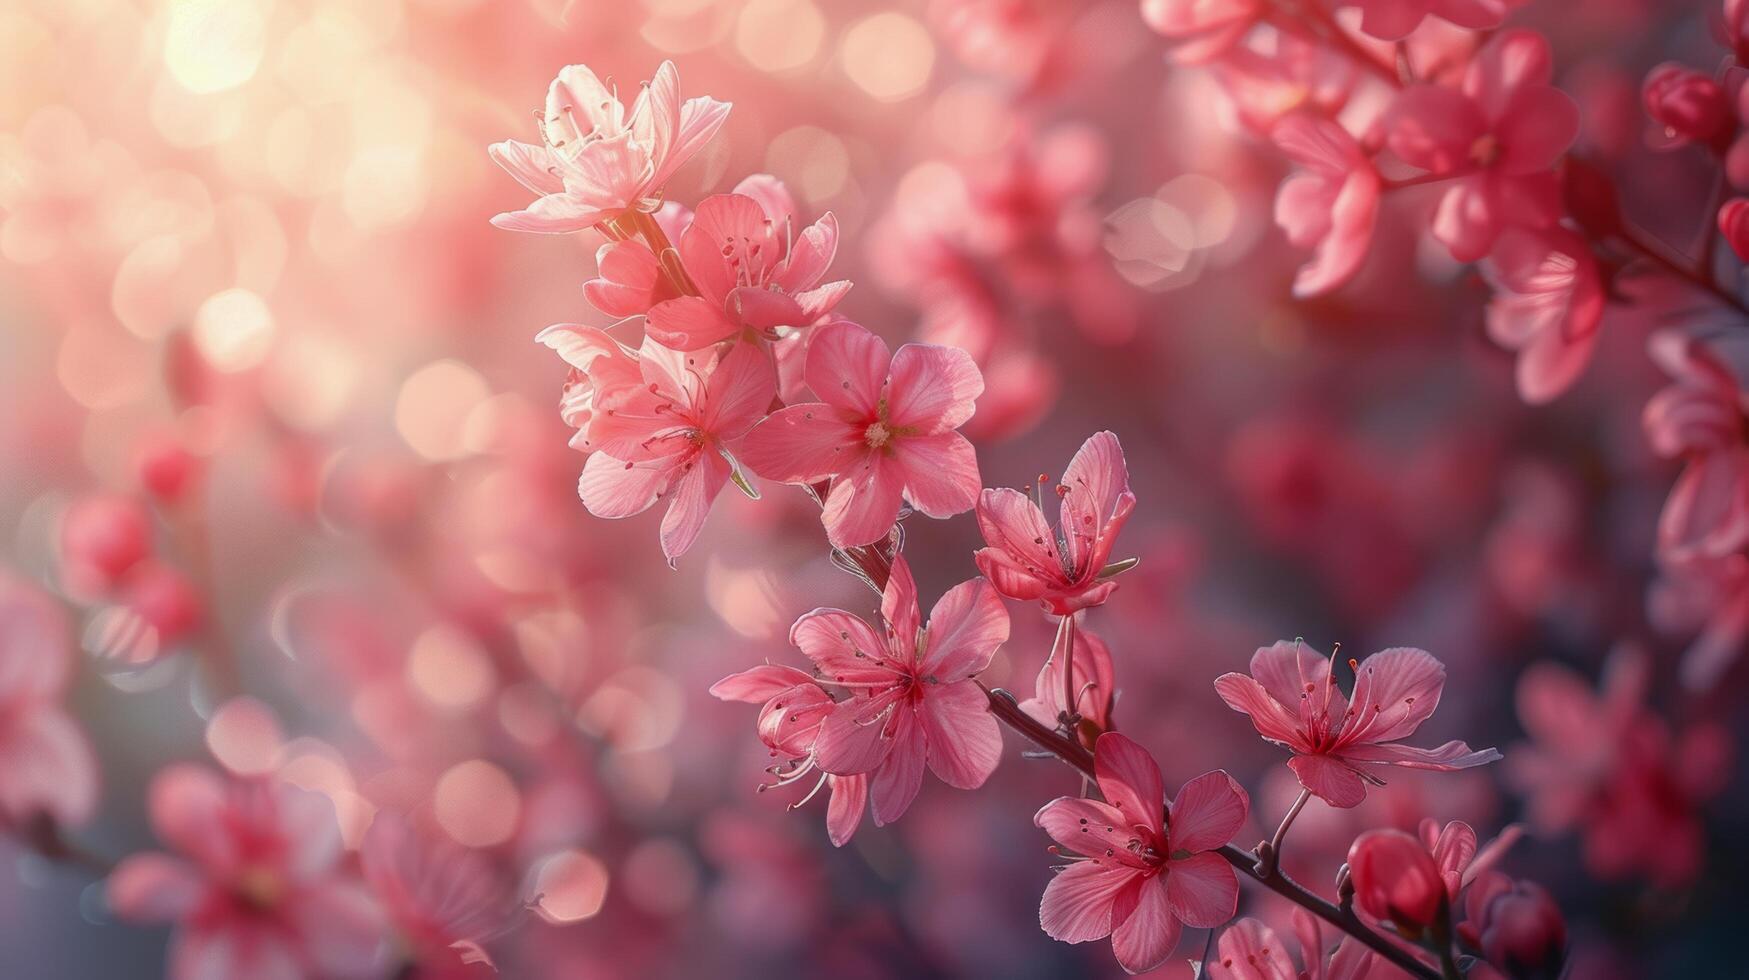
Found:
<box><xmin>841</xmin><ymin>13</ymin><xmax>934</xmax><ymax>102</ymax></box>
<box><xmin>163</xmin><ymin>0</ymin><xmax>269</xmax><ymax>95</ymax></box>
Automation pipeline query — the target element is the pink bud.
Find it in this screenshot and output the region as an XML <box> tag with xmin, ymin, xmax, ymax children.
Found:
<box><xmin>1461</xmin><ymin>872</ymin><xmax>1567</xmax><ymax>979</ymax></box>
<box><xmin>1722</xmin><ymin>198</ymin><xmax>1749</xmax><ymax>261</ymax></box>
<box><xmin>59</xmin><ymin>494</ymin><xmax>152</xmax><ymax>596</ymax></box>
<box><xmin>1643</xmin><ymin>63</ymin><xmax>1733</xmax><ymax>148</ymax></box>
<box><xmin>1346</xmin><ymin>829</ymin><xmax>1445</xmax><ymax>935</ymax></box>
<box><xmin>118</xmin><ymin>561</ymin><xmax>203</xmax><ymax>646</ymax></box>
<box><xmin>1728</xmin><ymin>0</ymin><xmax>1749</xmax><ymax>65</ymax></box>
<box><xmin>135</xmin><ymin>434</ymin><xmax>200</xmax><ymax>503</ymax></box>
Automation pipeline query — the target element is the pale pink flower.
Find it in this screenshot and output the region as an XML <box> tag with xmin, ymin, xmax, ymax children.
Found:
<box><xmin>973</xmin><ymin>430</ymin><xmax>1135</xmax><ymax>614</ymax></box>
<box><xmin>741</xmin><ymin>322</ymin><xmax>984</xmax><ymax>549</ymax></box>
<box><xmin>575</xmin><ymin>339</ymin><xmax>775</xmax><ymax>561</ymax></box>
<box><xmin>1479</xmin><ymin>227</ymin><xmax>1604</xmax><ymax>404</ymax></box>
<box><xmin>793</xmin><ymin>556</ymin><xmax>1008</xmax><ymax>826</ymax></box>
<box><xmin>1034</xmin><ymin>733</ymin><xmax>1248</xmax><ymax>974</ymax></box>
<box><xmin>1349</xmin><ymin>0</ymin><xmax>1525</xmax><ymax>42</ymax></box>
<box><xmin>1140</xmin><ymin>0</ymin><xmax>1265</xmax><ymax>64</ymax></box>
<box><xmin>1211</xmin><ymin>912</ymin><xmax>1386</xmax><ymax>980</ymax></box>
<box><xmin>1385</xmin><ymin>30</ymin><xmax>1579</xmax><ymax>262</ymax></box>
<box><xmin>107</xmin><ymin>765</ymin><xmax>387</xmax><ymax>980</ymax></box>
<box><xmin>643</xmin><ymin>176</ymin><xmax>849</xmax><ymax>351</ymax></box>
<box><xmin>1272</xmin><ymin>114</ymin><xmax>1381</xmax><ymax>298</ymax></box>
<box><xmin>360</xmin><ymin>812</ymin><xmax>513</xmax><ymax>978</ymax></box>
<box><xmin>489</xmin><ymin>61</ymin><xmax>730</xmax><ymax>233</ymax></box>
<box><xmin>1642</xmin><ymin>331</ymin><xmax>1749</xmax><ymax>563</ymax></box>
<box><xmin>535</xmin><ymin>322</ymin><xmax>645</xmax><ymax>453</ymax></box>
<box><xmin>1215</xmin><ymin>642</ymin><xmax>1500</xmax><ymax>808</ymax></box>
<box><xmin>710</xmin><ymin>664</ymin><xmax>869</xmax><ymax>846</ymax></box>
<box><xmin>0</xmin><ymin>571</ymin><xmax>97</xmax><ymax>828</ymax></box>
<box><xmin>1019</xmin><ymin>619</ymin><xmax>1117</xmax><ymax>739</ymax></box>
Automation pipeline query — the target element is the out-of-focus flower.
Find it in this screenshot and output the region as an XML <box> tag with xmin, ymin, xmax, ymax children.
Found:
<box><xmin>59</xmin><ymin>493</ymin><xmax>152</xmax><ymax>597</ymax></box>
<box><xmin>1346</xmin><ymin>828</ymin><xmax>1445</xmax><ymax>936</ymax></box>
<box><xmin>577</xmin><ymin>340</ymin><xmax>775</xmax><ymax>561</ymax></box>
<box><xmin>1210</xmin><ymin>912</ymin><xmax>1383</xmax><ymax>980</ymax></box>
<box><xmin>1019</xmin><ymin>620</ymin><xmax>1117</xmax><ymax>744</ymax></box>
<box><xmin>116</xmin><ymin>560</ymin><xmax>203</xmax><ymax>649</ymax></box>
<box><xmin>107</xmin><ymin>766</ymin><xmax>386</xmax><ymax>980</ymax></box>
<box><xmin>794</xmin><ymin>557</ymin><xmax>1008</xmax><ymax>826</ymax></box>
<box><xmin>0</xmin><ymin>571</ymin><xmax>97</xmax><ymax>828</ymax></box>
<box><xmin>1033</xmin><ymin>733</ymin><xmax>1247</xmax><ymax>974</ymax></box>
<box><xmin>741</xmin><ymin>322</ymin><xmax>983</xmax><ymax>548</ymax></box>
<box><xmin>1459</xmin><ymin>872</ymin><xmax>1566</xmax><ymax>979</ymax></box>
<box><xmin>974</xmin><ymin>431</ymin><xmax>1135</xmax><ymax>615</ymax></box>
<box><xmin>710</xmin><ymin>664</ymin><xmax>868</xmax><ymax>846</ymax></box>
<box><xmin>134</xmin><ymin>433</ymin><xmax>201</xmax><ymax>504</ymax></box>
<box><xmin>1386</xmin><ymin>30</ymin><xmax>1579</xmax><ymax>262</ymax></box>
<box><xmin>1140</xmin><ymin>0</ymin><xmax>1264</xmax><ymax>64</ymax></box>
<box><xmin>360</xmin><ymin>812</ymin><xmax>514</xmax><ymax>978</ymax></box>
<box><xmin>1215</xmin><ymin>642</ymin><xmax>1500</xmax><ymax>808</ymax></box>
<box><xmin>1728</xmin><ymin>0</ymin><xmax>1749</xmax><ymax>65</ymax></box>
<box><xmin>1719</xmin><ymin>197</ymin><xmax>1749</xmax><ymax>261</ymax></box>
<box><xmin>1349</xmin><ymin>0</ymin><xmax>1525</xmax><ymax>42</ymax></box>
<box><xmin>1642</xmin><ymin>63</ymin><xmax>1733</xmax><ymax>149</ymax></box>
<box><xmin>1643</xmin><ymin>332</ymin><xmax>1749</xmax><ymax>563</ymax></box>
<box><xmin>1272</xmin><ymin>114</ymin><xmax>1381</xmax><ymax>298</ymax></box>
<box><xmin>489</xmin><ymin>61</ymin><xmax>731</xmax><ymax>233</ymax></box>
<box><xmin>1479</xmin><ymin>226</ymin><xmax>1605</xmax><ymax>404</ymax></box>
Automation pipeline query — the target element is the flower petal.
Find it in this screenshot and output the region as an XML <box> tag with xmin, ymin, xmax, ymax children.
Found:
<box><xmin>826</xmin><ymin>774</ymin><xmax>867</xmax><ymax>847</ymax></box>
<box><xmin>790</xmin><ymin>609</ymin><xmax>898</xmax><ymax>687</ymax></box>
<box><xmin>885</xmin><ymin>343</ymin><xmax>983</xmax><ymax>433</ymax></box>
<box><xmin>1288</xmin><ymin>752</ymin><xmax>1369</xmax><ymax>808</ymax></box>
<box><xmin>870</xmin><ymin>707</ymin><xmax>925</xmax><ymax>826</ymax></box>
<box><xmin>1211</xmin><ymin>918</ymin><xmax>1297</xmax><ymax>980</ymax></box>
<box><xmin>920</xmin><ymin>578</ymin><xmax>1008</xmax><ymax>681</ymax></box>
<box><xmin>820</xmin><ymin>452</ymin><xmax>905</xmax><ymax>549</ymax></box>
<box><xmin>1338</xmin><ymin>647</ymin><xmax>1447</xmax><ymax>746</ymax></box>
<box><xmin>1094</xmin><ymin>732</ymin><xmax>1166</xmax><ymax>836</ymax></box>
<box><xmin>740</xmin><ymin>404</ymin><xmax>864</xmax><ymax>484</ymax></box>
<box><xmin>1166</xmin><ymin>850</ymin><xmax>1240</xmax><ymax>928</ymax></box>
<box><xmin>919</xmin><ymin>680</ymin><xmax>1002</xmax><ymax>790</ymax></box>
<box><xmin>710</xmin><ymin>665</ymin><xmax>817</xmax><ymax>703</ymax></box>
<box><xmin>1038</xmin><ymin>860</ymin><xmax>1137</xmax><ymax>944</ymax></box>
<box><xmin>805</xmin><ymin>321</ymin><xmax>890</xmax><ymax>417</ymax></box>
<box><xmin>1167</xmin><ymin>770</ymin><xmax>1250</xmax><ymax>854</ymax></box>
<box><xmin>1112</xmin><ymin>874</ymin><xmax>1183</xmax><ymax>974</ymax></box>
<box><xmin>106</xmin><ymin>853</ymin><xmax>204</xmax><ymax>923</ymax></box>
<box><xmin>892</xmin><ymin>432</ymin><xmax>982</xmax><ymax>519</ymax></box>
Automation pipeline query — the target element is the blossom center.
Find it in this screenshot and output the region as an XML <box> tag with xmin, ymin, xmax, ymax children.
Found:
<box><xmin>864</xmin><ymin>421</ymin><xmax>894</xmax><ymax>449</ymax></box>
<box><xmin>1469</xmin><ymin>133</ymin><xmax>1501</xmax><ymax>167</ymax></box>
<box><xmin>233</xmin><ymin>866</ymin><xmax>284</xmax><ymax>910</ymax></box>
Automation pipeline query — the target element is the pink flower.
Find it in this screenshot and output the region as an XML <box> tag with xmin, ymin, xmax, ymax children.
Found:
<box><xmin>488</xmin><ymin>61</ymin><xmax>730</xmax><ymax>233</ymax></box>
<box><xmin>1140</xmin><ymin>0</ymin><xmax>1265</xmax><ymax>64</ymax></box>
<box><xmin>710</xmin><ymin>664</ymin><xmax>869</xmax><ymax>846</ymax></box>
<box><xmin>107</xmin><ymin>766</ymin><xmax>387</xmax><ymax>980</ymax></box>
<box><xmin>1642</xmin><ymin>63</ymin><xmax>1733</xmax><ymax>149</ymax></box>
<box><xmin>574</xmin><ymin>339</ymin><xmax>775</xmax><ymax>562</ymax></box>
<box><xmin>643</xmin><ymin>175</ymin><xmax>850</xmax><ymax>352</ymax></box>
<box><xmin>974</xmin><ymin>430</ymin><xmax>1136</xmax><ymax>614</ymax></box>
<box><xmin>1212</xmin><ymin>34</ymin><xmax>1357</xmax><ymax>135</ymax></box>
<box><xmin>1479</xmin><ymin>226</ymin><xmax>1605</xmax><ymax>404</ymax></box>
<box><xmin>741</xmin><ymin>322</ymin><xmax>984</xmax><ymax>549</ymax></box>
<box><xmin>360</xmin><ymin>812</ymin><xmax>512</xmax><ymax>978</ymax></box>
<box><xmin>1272</xmin><ymin>114</ymin><xmax>1381</xmax><ymax>298</ymax></box>
<box><xmin>1211</xmin><ymin>912</ymin><xmax>1384</xmax><ymax>980</ymax></box>
<box><xmin>1349</xmin><ymin>0</ymin><xmax>1525</xmax><ymax>42</ymax></box>
<box><xmin>1642</xmin><ymin>331</ymin><xmax>1749</xmax><ymax>563</ymax></box>
<box><xmin>1034</xmin><ymin>733</ymin><xmax>1248</xmax><ymax>974</ymax></box>
<box><xmin>1019</xmin><ymin>619</ymin><xmax>1117</xmax><ymax>740</ymax></box>
<box><xmin>535</xmin><ymin>322</ymin><xmax>646</xmax><ymax>453</ymax></box>
<box><xmin>792</xmin><ymin>556</ymin><xmax>1008</xmax><ymax>826</ymax></box>
<box><xmin>0</xmin><ymin>571</ymin><xmax>97</xmax><ymax>828</ymax></box>
<box><xmin>1386</xmin><ymin>30</ymin><xmax>1579</xmax><ymax>261</ymax></box>
<box><xmin>1215</xmin><ymin>641</ymin><xmax>1500</xmax><ymax>808</ymax></box>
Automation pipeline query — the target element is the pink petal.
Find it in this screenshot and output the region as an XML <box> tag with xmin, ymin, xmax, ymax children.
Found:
<box><xmin>1165</xmin><ymin>850</ymin><xmax>1240</xmax><ymax>928</ymax></box>
<box><xmin>1248</xmin><ymin>640</ymin><xmax>1335</xmax><ymax>715</ymax></box>
<box><xmin>1356</xmin><ymin>0</ymin><xmax>1428</xmax><ymax>40</ymax></box>
<box><xmin>805</xmin><ymin>321</ymin><xmax>889</xmax><ymax>417</ymax></box>
<box><xmin>880</xmin><ymin>556</ymin><xmax>922</xmax><ymax>661</ymax></box>
<box><xmin>1093</xmin><ymin>732</ymin><xmax>1166</xmax><ymax>836</ymax></box>
<box><xmin>1464</xmin><ymin>29</ymin><xmax>1553</xmax><ymax>123</ymax></box>
<box><xmin>535</xmin><ymin>322</ymin><xmax>636</xmax><ymax>376</ymax></box>
<box><xmin>1111</xmin><ymin>874</ymin><xmax>1183</xmax><ymax>974</ymax></box>
<box><xmin>701</xmin><ymin>343</ymin><xmax>778</xmax><ymax>440</ymax></box>
<box><xmin>644</xmin><ymin>296</ymin><xmax>740</xmax><ymax>351</ymax></box>
<box><xmin>1059</xmin><ymin>431</ymin><xmax>1136</xmax><ymax>574</ymax></box>
<box><xmin>1288</xmin><ymin>752</ymin><xmax>1369</xmax><ymax>808</ymax></box>
<box><xmin>869</xmin><ymin>707</ymin><xmax>925</xmax><ymax>826</ymax></box>
<box><xmin>1211</xmin><ymin>918</ymin><xmax>1296</xmax><ymax>980</ymax></box>
<box><xmin>794</xmin><ymin>280</ymin><xmax>853</xmax><ymax>320</ymax></box>
<box><xmin>777</xmin><ymin>212</ymin><xmax>840</xmax><ymax>293</ymax></box>
<box><xmin>1339</xmin><ymin>740</ymin><xmax>1502</xmax><ymax>770</ymax></box>
<box><xmin>653</xmin><ymin>94</ymin><xmax>732</xmax><ymax>189</ymax></box>
<box><xmin>630</xmin><ymin>61</ymin><xmax>679</xmax><ymax>181</ymax></box>
<box><xmin>919</xmin><ymin>680</ymin><xmax>1002</xmax><ymax>790</ymax></box>
<box><xmin>487</xmin><ymin>140</ymin><xmax>564</xmax><ymax>195</ymax></box>
<box><xmin>892</xmin><ymin>432</ymin><xmax>982</xmax><ymax>519</ymax></box>
<box><xmin>973</xmin><ymin>548</ymin><xmax>1054</xmax><ymax>603</ymax></box>
<box><xmin>0</xmin><ymin>707</ymin><xmax>97</xmax><ymax>827</ymax></box>
<box><xmin>1276</xmin><ymin>173</ymin><xmax>1337</xmax><ymax>249</ymax></box>
<box><xmin>1432</xmin><ymin>174</ymin><xmax>1501</xmax><ymax>263</ymax></box>
<box><xmin>148</xmin><ymin>764</ymin><xmax>235</xmax><ymax>871</ymax></box>
<box><xmin>107</xmin><ymin>853</ymin><xmax>204</xmax><ymax>923</ymax></box>
<box><xmin>825</xmin><ymin>774</ymin><xmax>867</xmax><ymax>847</ymax></box>
<box><xmin>813</xmin><ymin>701</ymin><xmax>896</xmax><ymax>775</ymax></box>
<box><xmin>1295</xmin><ymin>169</ymin><xmax>1380</xmax><ymax>298</ymax></box>
<box><xmin>740</xmin><ymin>404</ymin><xmax>864</xmax><ymax>484</ymax></box>
<box><xmin>1385</xmin><ymin>86</ymin><xmax>1486</xmax><ymax>173</ymax></box>
<box><xmin>709</xmin><ymin>664</ymin><xmax>817</xmax><ymax>703</ymax></box>
<box><xmin>171</xmin><ymin>922</ymin><xmax>305</xmax><ymax>980</ymax></box>
<box><xmin>1213</xmin><ymin>673</ymin><xmax>1306</xmax><ymax>747</ymax></box>
<box><xmin>1038</xmin><ymin>860</ymin><xmax>1136</xmax><ymax>943</ymax></box>
<box><xmin>790</xmin><ymin>610</ymin><xmax>897</xmax><ymax>687</ymax></box>
<box><xmin>583</xmin><ymin>241</ymin><xmax>662</xmax><ymax>319</ymax></box>
<box><xmin>820</xmin><ymin>452</ymin><xmax>905</xmax><ymax>549</ymax></box>
<box><xmin>578</xmin><ymin>451</ymin><xmax>677</xmax><ymax>519</ymax></box>
<box><xmin>731</xmin><ymin>173</ymin><xmax>797</xmax><ymax>228</ymax></box>
<box><xmin>1427</xmin><ymin>820</ymin><xmax>1477</xmax><ymax>895</ymax></box>
<box><xmin>885</xmin><ymin>343</ymin><xmax>984</xmax><ymax>433</ymax></box>
<box><xmin>1338</xmin><ymin>647</ymin><xmax>1446</xmax><ymax>746</ymax></box>
<box><xmin>1273</xmin><ymin>114</ymin><xmax>1362</xmax><ymax>175</ymax></box>
<box><xmin>1167</xmin><ymin>770</ymin><xmax>1250</xmax><ymax>854</ymax></box>
<box><xmin>919</xmin><ymin>579</ymin><xmax>1008</xmax><ymax>681</ymax></box>
<box><xmin>728</xmin><ymin>286</ymin><xmax>805</xmax><ymax>333</ymax></box>
<box><xmin>658</xmin><ymin>448</ymin><xmax>730</xmax><ymax>561</ymax></box>
<box><xmin>977</xmin><ymin>487</ymin><xmax>1064</xmax><ymax>578</ymax></box>
<box><xmin>274</xmin><ymin>782</ymin><xmax>344</xmax><ymax>881</ymax></box>
<box><xmin>1495</xmin><ymin>87</ymin><xmax>1580</xmax><ymax>174</ymax></box>
<box><xmin>490</xmin><ymin>193</ymin><xmax>605</xmax><ymax>234</ymax></box>
<box><xmin>1035</xmin><ymin>796</ymin><xmax>1147</xmax><ymax>863</ymax></box>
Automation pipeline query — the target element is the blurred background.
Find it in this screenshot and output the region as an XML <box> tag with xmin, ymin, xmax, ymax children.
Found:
<box><xmin>0</xmin><ymin>0</ymin><xmax>1742</xmax><ymax>976</ymax></box>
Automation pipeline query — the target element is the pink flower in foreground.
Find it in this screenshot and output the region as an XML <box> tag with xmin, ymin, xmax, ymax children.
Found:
<box><xmin>974</xmin><ymin>430</ymin><xmax>1135</xmax><ymax>614</ymax></box>
<box><xmin>1019</xmin><ymin>619</ymin><xmax>1117</xmax><ymax>741</ymax></box>
<box><xmin>793</xmin><ymin>556</ymin><xmax>1008</xmax><ymax>826</ymax></box>
<box><xmin>1034</xmin><ymin>733</ymin><xmax>1248</xmax><ymax>974</ymax></box>
<box><xmin>1349</xmin><ymin>0</ymin><xmax>1525</xmax><ymax>42</ymax></box>
<box><xmin>574</xmin><ymin>340</ymin><xmax>775</xmax><ymax>562</ymax></box>
<box><xmin>488</xmin><ymin>61</ymin><xmax>730</xmax><ymax>233</ymax></box>
<box><xmin>1642</xmin><ymin>331</ymin><xmax>1749</xmax><ymax>564</ymax></box>
<box><xmin>1140</xmin><ymin>0</ymin><xmax>1264</xmax><ymax>64</ymax></box>
<box><xmin>1215</xmin><ymin>641</ymin><xmax>1500</xmax><ymax>808</ymax></box>
<box><xmin>1386</xmin><ymin>30</ymin><xmax>1579</xmax><ymax>262</ymax></box>
<box><xmin>107</xmin><ymin>766</ymin><xmax>386</xmax><ymax>980</ymax></box>
<box><xmin>1272</xmin><ymin>114</ymin><xmax>1381</xmax><ymax>298</ymax></box>
<box><xmin>710</xmin><ymin>664</ymin><xmax>869</xmax><ymax>846</ymax></box>
<box><xmin>0</xmin><ymin>571</ymin><xmax>98</xmax><ymax>828</ymax></box>
<box><xmin>535</xmin><ymin>323</ymin><xmax>645</xmax><ymax>453</ymax></box>
<box><xmin>360</xmin><ymin>812</ymin><xmax>512</xmax><ymax>978</ymax></box>
<box><xmin>1212</xmin><ymin>33</ymin><xmax>1356</xmax><ymax>135</ymax></box>
<box><xmin>1479</xmin><ymin>226</ymin><xmax>1604</xmax><ymax>404</ymax></box>
<box><xmin>1210</xmin><ymin>912</ymin><xmax>1382</xmax><ymax>980</ymax></box>
<box><xmin>741</xmin><ymin>322</ymin><xmax>984</xmax><ymax>549</ymax></box>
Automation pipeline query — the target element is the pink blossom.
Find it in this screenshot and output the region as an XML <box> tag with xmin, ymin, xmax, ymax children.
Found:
<box><xmin>1721</xmin><ymin>197</ymin><xmax>1749</xmax><ymax>261</ymax></box>
<box><xmin>1642</xmin><ymin>63</ymin><xmax>1733</xmax><ymax>149</ymax></box>
<box><xmin>1458</xmin><ymin>872</ymin><xmax>1567</xmax><ymax>978</ymax></box>
<box><xmin>0</xmin><ymin>571</ymin><xmax>98</xmax><ymax>828</ymax></box>
<box><xmin>59</xmin><ymin>493</ymin><xmax>152</xmax><ymax>597</ymax></box>
<box><xmin>792</xmin><ymin>556</ymin><xmax>1008</xmax><ymax>826</ymax></box>
<box><xmin>1140</xmin><ymin>0</ymin><xmax>1265</xmax><ymax>64</ymax></box>
<box><xmin>741</xmin><ymin>321</ymin><xmax>984</xmax><ymax>548</ymax></box>
<box><xmin>1642</xmin><ymin>331</ymin><xmax>1749</xmax><ymax>563</ymax></box>
<box><xmin>1347</xmin><ymin>828</ymin><xmax>1445</xmax><ymax>935</ymax></box>
<box><xmin>573</xmin><ymin>339</ymin><xmax>775</xmax><ymax>561</ymax></box>
<box><xmin>710</xmin><ymin>664</ymin><xmax>869</xmax><ymax>846</ymax></box>
<box><xmin>1479</xmin><ymin>226</ymin><xmax>1605</xmax><ymax>404</ymax></box>
<box><xmin>1272</xmin><ymin>114</ymin><xmax>1381</xmax><ymax>298</ymax></box>
<box><xmin>488</xmin><ymin>61</ymin><xmax>730</xmax><ymax>233</ymax></box>
<box><xmin>1215</xmin><ymin>641</ymin><xmax>1500</xmax><ymax>808</ymax></box>
<box><xmin>360</xmin><ymin>812</ymin><xmax>512</xmax><ymax>978</ymax></box>
<box><xmin>1349</xmin><ymin>0</ymin><xmax>1525</xmax><ymax>42</ymax></box>
<box><xmin>973</xmin><ymin>430</ymin><xmax>1135</xmax><ymax>614</ymax></box>
<box><xmin>1033</xmin><ymin>733</ymin><xmax>1248</xmax><ymax>974</ymax></box>
<box><xmin>1212</xmin><ymin>34</ymin><xmax>1357</xmax><ymax>135</ymax></box>
<box><xmin>1210</xmin><ymin>912</ymin><xmax>1384</xmax><ymax>980</ymax></box>
<box><xmin>1019</xmin><ymin>619</ymin><xmax>1117</xmax><ymax>740</ymax></box>
<box><xmin>1386</xmin><ymin>30</ymin><xmax>1579</xmax><ymax>262</ymax></box>
<box><xmin>107</xmin><ymin>766</ymin><xmax>387</xmax><ymax>980</ymax></box>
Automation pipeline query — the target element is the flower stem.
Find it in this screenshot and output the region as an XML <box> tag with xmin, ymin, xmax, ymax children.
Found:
<box><xmin>1256</xmin><ymin>788</ymin><xmax>1311</xmax><ymax>878</ymax></box>
<box><xmin>1058</xmin><ymin>613</ymin><xmax>1079</xmax><ymax>732</ymax></box>
<box><xmin>1616</xmin><ymin>221</ymin><xmax>1749</xmax><ymax>316</ymax></box>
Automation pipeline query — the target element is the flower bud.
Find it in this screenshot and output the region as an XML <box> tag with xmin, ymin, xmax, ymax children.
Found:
<box><xmin>1643</xmin><ymin>64</ymin><xmax>1733</xmax><ymax>148</ymax></box>
<box><xmin>59</xmin><ymin>494</ymin><xmax>152</xmax><ymax>596</ymax></box>
<box><xmin>135</xmin><ymin>434</ymin><xmax>200</xmax><ymax>503</ymax></box>
<box><xmin>1461</xmin><ymin>872</ymin><xmax>1567</xmax><ymax>980</ymax></box>
<box><xmin>1728</xmin><ymin>0</ymin><xmax>1749</xmax><ymax>66</ymax></box>
<box><xmin>1346</xmin><ymin>829</ymin><xmax>1445</xmax><ymax>936</ymax></box>
<box><xmin>1722</xmin><ymin>198</ymin><xmax>1749</xmax><ymax>261</ymax></box>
